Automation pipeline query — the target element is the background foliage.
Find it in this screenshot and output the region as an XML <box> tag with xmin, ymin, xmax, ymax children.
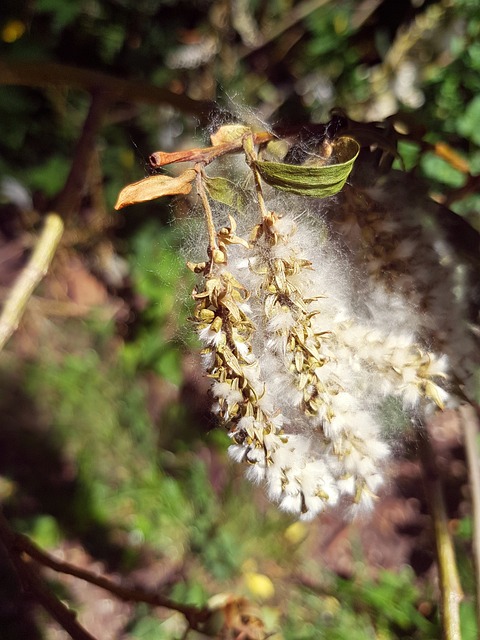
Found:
<box><xmin>0</xmin><ymin>0</ymin><xmax>478</xmax><ymax>638</ymax></box>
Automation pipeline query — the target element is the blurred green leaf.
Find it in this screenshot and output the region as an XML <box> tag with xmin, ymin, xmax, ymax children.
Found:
<box><xmin>27</xmin><ymin>155</ymin><xmax>70</xmax><ymax>196</ymax></box>
<box><xmin>457</xmin><ymin>516</ymin><xmax>473</xmax><ymax>540</ymax></box>
<box><xmin>29</xmin><ymin>515</ymin><xmax>62</xmax><ymax>549</ymax></box>
<box><xmin>460</xmin><ymin>601</ymin><xmax>478</xmax><ymax>640</ymax></box>
<box><xmin>420</xmin><ymin>152</ymin><xmax>466</xmax><ymax>189</ymax></box>
<box><xmin>34</xmin><ymin>0</ymin><xmax>84</xmax><ymax>31</ymax></box>
<box><xmin>457</xmin><ymin>96</ymin><xmax>480</xmax><ymax>145</ymax></box>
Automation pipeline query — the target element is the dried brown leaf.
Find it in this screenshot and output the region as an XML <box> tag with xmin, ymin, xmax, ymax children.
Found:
<box><xmin>115</xmin><ymin>169</ymin><xmax>197</xmax><ymax>209</ymax></box>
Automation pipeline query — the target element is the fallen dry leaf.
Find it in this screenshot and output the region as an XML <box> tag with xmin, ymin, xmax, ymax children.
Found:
<box><xmin>114</xmin><ymin>169</ymin><xmax>197</xmax><ymax>209</ymax></box>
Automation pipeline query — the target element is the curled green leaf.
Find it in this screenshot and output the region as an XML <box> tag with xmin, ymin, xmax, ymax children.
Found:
<box><xmin>254</xmin><ymin>137</ymin><xmax>360</xmax><ymax>198</ymax></box>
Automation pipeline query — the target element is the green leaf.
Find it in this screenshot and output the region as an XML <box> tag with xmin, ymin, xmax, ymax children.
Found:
<box><xmin>205</xmin><ymin>176</ymin><xmax>249</xmax><ymax>212</ymax></box>
<box><xmin>420</xmin><ymin>152</ymin><xmax>465</xmax><ymax>188</ymax></box>
<box><xmin>34</xmin><ymin>0</ymin><xmax>84</xmax><ymax>31</ymax></box>
<box><xmin>254</xmin><ymin>137</ymin><xmax>359</xmax><ymax>197</ymax></box>
<box><xmin>457</xmin><ymin>95</ymin><xmax>480</xmax><ymax>145</ymax></box>
<box><xmin>27</xmin><ymin>155</ymin><xmax>70</xmax><ymax>196</ymax></box>
<box><xmin>29</xmin><ymin>515</ymin><xmax>61</xmax><ymax>548</ymax></box>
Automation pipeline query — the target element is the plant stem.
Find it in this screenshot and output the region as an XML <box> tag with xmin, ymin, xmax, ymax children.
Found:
<box><xmin>461</xmin><ymin>404</ymin><xmax>480</xmax><ymax>632</ymax></box>
<box><xmin>243</xmin><ymin>135</ymin><xmax>269</xmax><ymax>219</ymax></box>
<box><xmin>420</xmin><ymin>429</ymin><xmax>464</xmax><ymax>640</ymax></box>
<box><xmin>0</xmin><ymin>212</ymin><xmax>64</xmax><ymax>352</ymax></box>
<box><xmin>0</xmin><ymin>511</ymin><xmax>97</xmax><ymax>640</ymax></box>
<box><xmin>0</xmin><ymin>58</ymin><xmax>215</xmax><ymax>122</ymax></box>
<box><xmin>55</xmin><ymin>89</ymin><xmax>109</xmax><ymax>220</ymax></box>
<box><xmin>196</xmin><ymin>166</ymin><xmax>219</xmax><ymax>260</ymax></box>
<box><xmin>0</xmin><ymin>89</ymin><xmax>109</xmax><ymax>353</ymax></box>
<box><xmin>0</xmin><ymin>509</ymin><xmax>209</xmax><ymax>634</ymax></box>
<box><xmin>149</xmin><ymin>131</ymin><xmax>273</xmax><ymax>168</ymax></box>
<box><xmin>240</xmin><ymin>0</ymin><xmax>333</xmax><ymax>57</ymax></box>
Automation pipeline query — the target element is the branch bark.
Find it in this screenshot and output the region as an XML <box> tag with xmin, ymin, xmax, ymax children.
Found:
<box><xmin>0</xmin><ymin>58</ymin><xmax>216</xmax><ymax>122</ymax></box>
<box><xmin>19</xmin><ymin>532</ymin><xmax>210</xmax><ymax>629</ymax></box>
<box><xmin>0</xmin><ymin>212</ymin><xmax>64</xmax><ymax>351</ymax></box>
<box><xmin>0</xmin><ymin>509</ymin><xmax>209</xmax><ymax>635</ymax></box>
<box><xmin>54</xmin><ymin>89</ymin><xmax>110</xmax><ymax>219</ymax></box>
<box><xmin>0</xmin><ymin>511</ymin><xmax>97</xmax><ymax>640</ymax></box>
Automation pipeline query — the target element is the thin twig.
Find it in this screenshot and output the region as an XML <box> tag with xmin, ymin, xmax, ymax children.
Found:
<box><xmin>149</xmin><ymin>130</ymin><xmax>273</xmax><ymax>168</ymax></box>
<box><xmin>0</xmin><ymin>511</ymin><xmax>97</xmax><ymax>640</ymax></box>
<box><xmin>420</xmin><ymin>429</ymin><xmax>464</xmax><ymax>640</ymax></box>
<box><xmin>241</xmin><ymin>0</ymin><xmax>333</xmax><ymax>58</ymax></box>
<box><xmin>0</xmin><ymin>86</ymin><xmax>113</xmax><ymax>637</ymax></box>
<box><xmin>0</xmin><ymin>212</ymin><xmax>64</xmax><ymax>352</ymax></box>
<box><xmin>0</xmin><ymin>58</ymin><xmax>216</xmax><ymax>122</ymax></box>
<box><xmin>55</xmin><ymin>90</ymin><xmax>110</xmax><ymax>219</ymax></box>
<box><xmin>461</xmin><ymin>404</ymin><xmax>480</xmax><ymax>631</ymax></box>
<box><xmin>10</xmin><ymin>519</ymin><xmax>209</xmax><ymax>631</ymax></box>
<box><xmin>195</xmin><ymin>166</ymin><xmax>219</xmax><ymax>259</ymax></box>
<box><xmin>243</xmin><ymin>135</ymin><xmax>269</xmax><ymax>218</ymax></box>
<box><xmin>443</xmin><ymin>174</ymin><xmax>480</xmax><ymax>207</ymax></box>
<box><xmin>0</xmin><ymin>90</ymin><xmax>111</xmax><ymax>353</ymax></box>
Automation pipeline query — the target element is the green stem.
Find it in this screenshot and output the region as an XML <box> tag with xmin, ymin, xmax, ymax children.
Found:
<box><xmin>420</xmin><ymin>430</ymin><xmax>463</xmax><ymax>640</ymax></box>
<box><xmin>461</xmin><ymin>404</ymin><xmax>480</xmax><ymax>633</ymax></box>
<box><xmin>243</xmin><ymin>135</ymin><xmax>269</xmax><ymax>219</ymax></box>
<box><xmin>195</xmin><ymin>167</ymin><xmax>220</xmax><ymax>263</ymax></box>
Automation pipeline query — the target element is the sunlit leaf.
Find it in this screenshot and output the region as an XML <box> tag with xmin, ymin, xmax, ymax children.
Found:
<box><xmin>205</xmin><ymin>176</ymin><xmax>249</xmax><ymax>212</ymax></box>
<box><xmin>254</xmin><ymin>137</ymin><xmax>359</xmax><ymax>197</ymax></box>
<box><xmin>115</xmin><ymin>169</ymin><xmax>197</xmax><ymax>209</ymax></box>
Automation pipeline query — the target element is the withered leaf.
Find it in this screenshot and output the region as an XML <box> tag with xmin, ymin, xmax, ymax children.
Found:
<box><xmin>263</xmin><ymin>139</ymin><xmax>289</xmax><ymax>161</ymax></box>
<box><xmin>210</xmin><ymin>124</ymin><xmax>252</xmax><ymax>146</ymax></box>
<box><xmin>115</xmin><ymin>169</ymin><xmax>197</xmax><ymax>210</ymax></box>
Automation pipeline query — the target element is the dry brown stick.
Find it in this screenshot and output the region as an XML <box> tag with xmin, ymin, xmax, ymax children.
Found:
<box><xmin>13</xmin><ymin>524</ymin><xmax>209</xmax><ymax>630</ymax></box>
<box><xmin>149</xmin><ymin>130</ymin><xmax>273</xmax><ymax>168</ymax></box>
<box><xmin>461</xmin><ymin>404</ymin><xmax>480</xmax><ymax>631</ymax></box>
<box><xmin>0</xmin><ymin>510</ymin><xmax>97</xmax><ymax>640</ymax></box>
<box><xmin>443</xmin><ymin>174</ymin><xmax>480</xmax><ymax>207</ymax></box>
<box><xmin>55</xmin><ymin>89</ymin><xmax>110</xmax><ymax>219</ymax></box>
<box><xmin>0</xmin><ymin>90</ymin><xmax>109</xmax><ymax>353</ymax></box>
<box><xmin>420</xmin><ymin>429</ymin><xmax>464</xmax><ymax>640</ymax></box>
<box><xmin>0</xmin><ymin>58</ymin><xmax>216</xmax><ymax>122</ymax></box>
<box><xmin>0</xmin><ymin>212</ymin><xmax>64</xmax><ymax>351</ymax></box>
<box><xmin>240</xmin><ymin>0</ymin><xmax>333</xmax><ymax>57</ymax></box>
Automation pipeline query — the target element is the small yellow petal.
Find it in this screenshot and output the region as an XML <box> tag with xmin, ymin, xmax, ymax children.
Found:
<box><xmin>244</xmin><ymin>572</ymin><xmax>275</xmax><ymax>600</ymax></box>
<box><xmin>284</xmin><ymin>521</ymin><xmax>308</xmax><ymax>544</ymax></box>
<box><xmin>2</xmin><ymin>20</ymin><xmax>26</xmax><ymax>43</ymax></box>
